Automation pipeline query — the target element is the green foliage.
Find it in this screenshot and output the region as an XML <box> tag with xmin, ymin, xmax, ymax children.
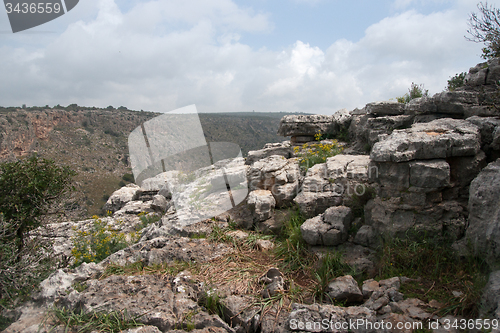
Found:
<box><xmin>377</xmin><ymin>231</ymin><xmax>489</xmax><ymax>317</ymax></box>
<box><xmin>467</xmin><ymin>2</ymin><xmax>500</xmax><ymax>59</ymax></box>
<box><xmin>71</xmin><ymin>217</ymin><xmax>130</xmax><ymax>266</ymax></box>
<box><xmin>447</xmin><ymin>72</ymin><xmax>467</xmax><ymax>91</ymax></box>
<box><xmin>313</xmin><ymin>251</ymin><xmax>356</xmax><ymax>302</ymax></box>
<box><xmin>396</xmin><ymin>82</ymin><xmax>429</xmax><ymax>104</ymax></box>
<box><xmin>0</xmin><ymin>155</ymin><xmax>76</xmax><ymax>254</ymax></box>
<box><xmin>135</xmin><ymin>212</ymin><xmax>161</xmax><ymax>231</ymax></box>
<box><xmin>274</xmin><ymin>207</ymin><xmax>315</xmax><ymax>273</ymax></box>
<box><xmin>294</xmin><ymin>139</ymin><xmax>344</xmax><ymax>172</ymax></box>
<box><xmin>198</xmin><ymin>289</ymin><xmax>224</xmax><ymax>317</ymax></box>
<box><xmin>122</xmin><ymin>173</ymin><xmax>134</xmax><ymax>182</ymax></box>
<box><xmin>49</xmin><ymin>307</ymin><xmax>144</xmax><ymax>333</ymax></box>
<box><xmin>0</xmin><ymin>230</ymin><xmax>58</xmax><ymax>308</ymax></box>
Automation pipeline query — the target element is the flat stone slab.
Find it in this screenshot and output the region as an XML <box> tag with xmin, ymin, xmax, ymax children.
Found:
<box><xmin>277</xmin><ymin>114</ymin><xmax>334</xmax><ymax>137</ymax></box>
<box><xmin>370</xmin><ymin>118</ymin><xmax>480</xmax><ymax>162</ymax></box>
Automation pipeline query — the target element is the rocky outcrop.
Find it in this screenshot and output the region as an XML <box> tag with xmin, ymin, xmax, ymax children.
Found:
<box><xmin>481</xmin><ymin>270</ymin><xmax>500</xmax><ymax>320</ymax></box>
<box><xmin>247</xmin><ymin>190</ymin><xmax>276</xmax><ymax>223</ymax></box>
<box><xmin>245</xmin><ymin>142</ymin><xmax>293</xmax><ymax>165</ymax></box>
<box><xmin>247</xmin><ymin>155</ymin><xmax>301</xmax><ymax>208</ymax></box>
<box><xmin>370</xmin><ymin>119</ymin><xmax>480</xmax><ymax>163</ymax></box>
<box><xmin>294</xmin><ymin>155</ymin><xmax>373</xmax><ymax>217</ymax></box>
<box><xmin>463</xmin><ymin>158</ymin><xmax>500</xmax><ymax>269</ymax></box>
<box><xmin>300</xmin><ymin>206</ymin><xmax>352</xmax><ymax>246</ymax></box>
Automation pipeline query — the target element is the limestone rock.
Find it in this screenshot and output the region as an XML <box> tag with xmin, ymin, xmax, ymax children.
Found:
<box><xmin>409</xmin><ymin>160</ymin><xmax>450</xmax><ymax>188</ymax></box>
<box><xmin>366</xmin><ymin>101</ymin><xmax>405</xmax><ymax>117</ymax></box>
<box><xmin>287</xmin><ymin>303</ymin><xmax>378</xmax><ymax>332</ymax></box>
<box><xmin>102</xmin><ymin>236</ymin><xmax>233</xmax><ymax>267</ymax></box>
<box><xmin>59</xmin><ymin>274</ymin><xmax>234</xmax><ymax>332</ymax></box>
<box><xmin>151</xmin><ymin>194</ymin><xmax>169</xmax><ymax>212</ymax></box>
<box><xmin>353</xmin><ymin>225</ymin><xmax>381</xmax><ymax>249</ymax></box>
<box><xmin>247</xmin><ymin>155</ymin><xmax>301</xmax><ymax>207</ymax></box>
<box><xmin>221</xmin><ymin>295</ymin><xmax>260</xmax><ymax>333</ymax></box>
<box><xmin>300</xmin><ymin>206</ymin><xmax>352</xmax><ymax>246</ymax></box>
<box><xmin>277</xmin><ymin>114</ymin><xmax>334</xmax><ymax>137</ymax></box>
<box><xmin>245</xmin><ymin>142</ymin><xmax>293</xmax><ymax>165</ymax></box>
<box><xmin>466</xmin><ymin>116</ymin><xmax>500</xmax><ymax>147</ymax></box>
<box><xmin>326</xmin><ymin>275</ymin><xmax>363</xmax><ymax>304</ymax></box>
<box><xmin>247</xmin><ymin>190</ymin><xmax>276</xmax><ymax>222</ymax></box>
<box><xmin>294</xmin><ymin>155</ymin><xmax>372</xmax><ymax>218</ymax></box>
<box><xmin>371</xmin><ymin>118</ymin><xmax>481</xmax><ymax>162</ymax></box>
<box><xmin>465</xmin><ymin>158</ymin><xmax>500</xmax><ymax>269</ymax></box>
<box><xmin>480</xmin><ymin>270</ymin><xmax>500</xmax><ymax>320</ymax></box>
<box><xmin>103</xmin><ymin>184</ymin><xmax>142</xmax><ymax>213</ymax></box>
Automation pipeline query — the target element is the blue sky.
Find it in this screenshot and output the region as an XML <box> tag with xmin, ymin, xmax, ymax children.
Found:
<box><xmin>0</xmin><ymin>0</ymin><xmax>491</xmax><ymax>114</ymax></box>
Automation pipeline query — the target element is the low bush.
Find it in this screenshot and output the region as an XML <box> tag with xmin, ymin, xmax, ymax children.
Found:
<box><xmin>71</xmin><ymin>217</ymin><xmax>129</xmax><ymax>266</ymax></box>
<box><xmin>294</xmin><ymin>139</ymin><xmax>344</xmax><ymax>172</ymax></box>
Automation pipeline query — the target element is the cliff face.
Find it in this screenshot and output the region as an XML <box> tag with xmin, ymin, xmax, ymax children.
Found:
<box><xmin>0</xmin><ymin>108</ymin><xmax>156</xmax><ymax>218</ymax></box>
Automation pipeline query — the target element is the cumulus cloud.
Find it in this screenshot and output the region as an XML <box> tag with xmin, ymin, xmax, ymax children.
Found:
<box><xmin>0</xmin><ymin>0</ymin><xmax>484</xmax><ymax>114</ymax></box>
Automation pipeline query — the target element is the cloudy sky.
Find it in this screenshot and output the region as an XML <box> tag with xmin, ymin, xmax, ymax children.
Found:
<box><xmin>0</xmin><ymin>0</ymin><xmax>490</xmax><ymax>114</ymax></box>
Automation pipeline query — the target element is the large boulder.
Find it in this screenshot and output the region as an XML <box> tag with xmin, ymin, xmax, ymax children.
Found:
<box><xmin>103</xmin><ymin>184</ymin><xmax>142</xmax><ymax>213</ymax></box>
<box><xmin>370</xmin><ymin>118</ymin><xmax>481</xmax><ymax>163</ymax></box>
<box><xmin>326</xmin><ymin>275</ymin><xmax>363</xmax><ymax>304</ymax></box>
<box><xmin>247</xmin><ymin>155</ymin><xmax>301</xmax><ymax>207</ymax></box>
<box><xmin>294</xmin><ymin>155</ymin><xmax>373</xmax><ymax>218</ymax></box>
<box><xmin>300</xmin><ymin>206</ymin><xmax>352</xmax><ymax>246</ymax></box>
<box><xmin>277</xmin><ymin>114</ymin><xmax>334</xmax><ymax>137</ymax></box>
<box><xmin>464</xmin><ymin>158</ymin><xmax>500</xmax><ymax>269</ymax></box>
<box><xmin>247</xmin><ymin>190</ymin><xmax>276</xmax><ymax>222</ymax></box>
<box><xmin>480</xmin><ymin>270</ymin><xmax>500</xmax><ymax>320</ymax></box>
<box><xmin>245</xmin><ymin>142</ymin><xmax>293</xmax><ymax>165</ymax></box>
<box><xmin>365</xmin><ymin>101</ymin><xmax>405</xmax><ymax>117</ymax></box>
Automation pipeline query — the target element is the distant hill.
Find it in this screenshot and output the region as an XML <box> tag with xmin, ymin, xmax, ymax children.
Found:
<box><xmin>0</xmin><ymin>106</ymin><xmax>305</xmax><ymax>218</ymax></box>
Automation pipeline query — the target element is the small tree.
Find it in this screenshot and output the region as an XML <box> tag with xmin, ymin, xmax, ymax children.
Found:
<box><xmin>466</xmin><ymin>2</ymin><xmax>500</xmax><ymax>59</ymax></box>
<box><xmin>396</xmin><ymin>82</ymin><xmax>429</xmax><ymax>103</ymax></box>
<box><xmin>0</xmin><ymin>156</ymin><xmax>76</xmax><ymax>256</ymax></box>
<box><xmin>447</xmin><ymin>72</ymin><xmax>467</xmax><ymax>91</ymax></box>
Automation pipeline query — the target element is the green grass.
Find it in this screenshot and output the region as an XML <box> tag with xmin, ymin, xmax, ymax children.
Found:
<box><xmin>134</xmin><ymin>212</ymin><xmax>161</xmax><ymax>231</ymax></box>
<box><xmin>312</xmin><ymin>251</ymin><xmax>356</xmax><ymax>303</ymax></box>
<box><xmin>49</xmin><ymin>307</ymin><xmax>144</xmax><ymax>333</ymax></box>
<box><xmin>375</xmin><ymin>231</ymin><xmax>489</xmax><ymax>317</ymax></box>
<box><xmin>198</xmin><ymin>289</ymin><xmax>224</xmax><ymax>318</ymax></box>
<box><xmin>273</xmin><ymin>207</ymin><xmax>315</xmax><ymax>274</ymax></box>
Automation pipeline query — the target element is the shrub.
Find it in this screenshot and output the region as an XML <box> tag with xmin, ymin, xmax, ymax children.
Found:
<box><xmin>122</xmin><ymin>173</ymin><xmax>134</xmax><ymax>183</ymax></box>
<box><xmin>0</xmin><ymin>155</ymin><xmax>75</xmax><ymax>255</ymax></box>
<box><xmin>71</xmin><ymin>217</ymin><xmax>129</xmax><ymax>266</ymax></box>
<box><xmin>447</xmin><ymin>72</ymin><xmax>467</xmax><ymax>91</ymax></box>
<box><xmin>466</xmin><ymin>2</ymin><xmax>500</xmax><ymax>59</ymax></box>
<box><xmin>396</xmin><ymin>82</ymin><xmax>429</xmax><ymax>104</ymax></box>
<box><xmin>294</xmin><ymin>137</ymin><xmax>344</xmax><ymax>172</ymax></box>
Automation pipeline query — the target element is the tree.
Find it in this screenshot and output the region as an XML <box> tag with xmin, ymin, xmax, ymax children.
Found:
<box><xmin>447</xmin><ymin>72</ymin><xmax>467</xmax><ymax>91</ymax></box>
<box><xmin>396</xmin><ymin>82</ymin><xmax>429</xmax><ymax>103</ymax></box>
<box><xmin>467</xmin><ymin>2</ymin><xmax>500</xmax><ymax>59</ymax></box>
<box><xmin>0</xmin><ymin>156</ymin><xmax>76</xmax><ymax>256</ymax></box>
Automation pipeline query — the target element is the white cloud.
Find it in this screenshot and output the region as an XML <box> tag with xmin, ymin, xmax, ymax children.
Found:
<box><xmin>0</xmin><ymin>0</ymin><xmax>485</xmax><ymax>114</ymax></box>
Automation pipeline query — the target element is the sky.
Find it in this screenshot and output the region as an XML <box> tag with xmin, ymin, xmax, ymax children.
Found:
<box><xmin>0</xmin><ymin>0</ymin><xmax>493</xmax><ymax>114</ymax></box>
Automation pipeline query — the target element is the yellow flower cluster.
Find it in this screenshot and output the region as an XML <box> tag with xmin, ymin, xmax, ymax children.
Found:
<box><xmin>70</xmin><ymin>216</ymin><xmax>129</xmax><ymax>267</ymax></box>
